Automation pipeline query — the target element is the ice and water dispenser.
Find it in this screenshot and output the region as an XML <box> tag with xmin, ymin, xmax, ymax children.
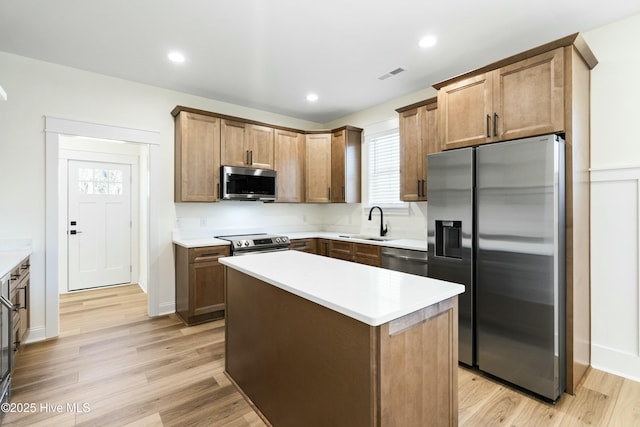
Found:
<box><xmin>435</xmin><ymin>220</ymin><xmax>462</xmax><ymax>259</ymax></box>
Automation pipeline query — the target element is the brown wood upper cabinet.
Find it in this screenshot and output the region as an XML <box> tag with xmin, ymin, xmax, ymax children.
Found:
<box><xmin>331</xmin><ymin>126</ymin><xmax>362</xmax><ymax>203</ymax></box>
<box><xmin>274</xmin><ymin>129</ymin><xmax>305</xmax><ymax>203</ymax></box>
<box><xmin>221</xmin><ymin>120</ymin><xmax>275</xmax><ymax>169</ymax></box>
<box><xmin>436</xmin><ymin>47</ymin><xmax>564</xmax><ymax>150</ymax></box>
<box><xmin>305</xmin><ymin>133</ymin><xmax>332</xmax><ymax>203</ymax></box>
<box><xmin>397</xmin><ymin>99</ymin><xmax>437</xmax><ymax>201</ymax></box>
<box><xmin>174</xmin><ymin>111</ymin><xmax>221</xmax><ymax>202</ymax></box>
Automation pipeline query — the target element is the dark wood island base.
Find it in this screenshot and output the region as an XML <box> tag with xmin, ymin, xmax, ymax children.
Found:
<box><xmin>224</xmin><ymin>268</ymin><xmax>459</xmax><ymax>427</ymax></box>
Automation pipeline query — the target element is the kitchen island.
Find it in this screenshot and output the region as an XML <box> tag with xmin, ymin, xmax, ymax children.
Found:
<box><xmin>220</xmin><ymin>250</ymin><xmax>464</xmax><ymax>427</ymax></box>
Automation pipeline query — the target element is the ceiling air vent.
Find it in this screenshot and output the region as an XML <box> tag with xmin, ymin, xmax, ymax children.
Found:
<box><xmin>378</xmin><ymin>67</ymin><xmax>406</xmax><ymax>81</ymax></box>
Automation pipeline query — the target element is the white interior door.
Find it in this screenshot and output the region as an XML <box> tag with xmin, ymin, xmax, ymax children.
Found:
<box><xmin>68</xmin><ymin>160</ymin><xmax>132</xmax><ymax>291</ymax></box>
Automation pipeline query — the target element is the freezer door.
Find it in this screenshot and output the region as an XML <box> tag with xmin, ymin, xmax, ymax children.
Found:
<box><xmin>476</xmin><ymin>135</ymin><xmax>565</xmax><ymax>400</ymax></box>
<box><xmin>427</xmin><ymin>148</ymin><xmax>474</xmax><ymax>366</ymax></box>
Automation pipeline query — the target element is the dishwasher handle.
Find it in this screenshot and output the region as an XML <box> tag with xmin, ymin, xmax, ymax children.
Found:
<box><xmin>382</xmin><ymin>253</ymin><xmax>426</xmax><ymax>262</ymax></box>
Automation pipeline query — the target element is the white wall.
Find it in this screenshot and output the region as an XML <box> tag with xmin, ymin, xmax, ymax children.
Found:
<box><xmin>584</xmin><ymin>13</ymin><xmax>640</xmax><ymax>380</ymax></box>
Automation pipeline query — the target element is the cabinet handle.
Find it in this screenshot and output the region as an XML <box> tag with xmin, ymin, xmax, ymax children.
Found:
<box><xmin>20</xmin><ymin>286</ymin><xmax>27</xmax><ymax>311</ymax></box>
<box><xmin>195</xmin><ymin>253</ymin><xmax>223</xmax><ymax>262</ymax></box>
<box><xmin>328</xmin><ymin>187</ymin><xmax>331</xmax><ymax>200</ymax></box>
<box><xmin>342</xmin><ymin>186</ymin><xmax>345</xmax><ymax>201</ymax></box>
<box><xmin>250</xmin><ymin>150</ymin><xmax>253</xmax><ymax>165</ymax></box>
<box><xmin>493</xmin><ymin>112</ymin><xmax>498</xmax><ymax>137</ymax></box>
<box><xmin>217</xmin><ymin>182</ymin><xmax>220</xmax><ymax>199</ymax></box>
<box><xmin>486</xmin><ymin>114</ymin><xmax>491</xmax><ymax>137</ymax></box>
<box><xmin>417</xmin><ymin>180</ymin><xmax>421</xmax><ymax>197</ymax></box>
<box><xmin>246</xmin><ymin>150</ymin><xmax>250</xmax><ymax>165</ymax></box>
<box><xmin>422</xmin><ymin>180</ymin><xmax>426</xmax><ymax>198</ymax></box>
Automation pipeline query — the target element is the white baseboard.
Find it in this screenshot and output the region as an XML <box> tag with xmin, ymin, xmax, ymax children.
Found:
<box><xmin>592</xmin><ymin>343</ymin><xmax>640</xmax><ymax>382</ymax></box>
<box><xmin>25</xmin><ymin>326</ymin><xmax>48</xmax><ymax>344</ymax></box>
<box><xmin>156</xmin><ymin>301</ymin><xmax>175</xmax><ymax>317</ymax></box>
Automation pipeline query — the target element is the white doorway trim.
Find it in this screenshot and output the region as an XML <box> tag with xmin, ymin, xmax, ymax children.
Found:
<box><xmin>44</xmin><ymin>116</ymin><xmax>160</xmax><ymax>340</ymax></box>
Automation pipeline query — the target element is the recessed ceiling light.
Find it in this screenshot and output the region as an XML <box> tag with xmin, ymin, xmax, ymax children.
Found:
<box><xmin>168</xmin><ymin>51</ymin><xmax>185</xmax><ymax>63</ymax></box>
<box><xmin>419</xmin><ymin>36</ymin><xmax>437</xmax><ymax>48</ymax></box>
<box><xmin>306</xmin><ymin>93</ymin><xmax>318</xmax><ymax>102</ymax></box>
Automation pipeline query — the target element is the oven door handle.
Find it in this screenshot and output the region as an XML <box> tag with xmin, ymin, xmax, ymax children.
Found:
<box><xmin>0</xmin><ymin>295</ymin><xmax>11</xmax><ymax>310</ymax></box>
<box><xmin>233</xmin><ymin>248</ymin><xmax>290</xmax><ymax>256</ymax></box>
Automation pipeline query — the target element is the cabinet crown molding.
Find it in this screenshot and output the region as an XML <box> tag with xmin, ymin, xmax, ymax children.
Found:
<box><xmin>432</xmin><ymin>32</ymin><xmax>597</xmax><ymax>90</ymax></box>
<box><xmin>171</xmin><ymin>105</ymin><xmax>361</xmax><ymax>135</ymax></box>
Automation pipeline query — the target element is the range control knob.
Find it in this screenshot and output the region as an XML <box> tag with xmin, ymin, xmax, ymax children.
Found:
<box><xmin>243</xmin><ymin>241</ymin><xmax>250</xmax><ymax>247</ymax></box>
<box><xmin>235</xmin><ymin>241</ymin><xmax>242</xmax><ymax>247</ymax></box>
<box><xmin>275</xmin><ymin>237</ymin><xmax>281</xmax><ymax>243</ymax></box>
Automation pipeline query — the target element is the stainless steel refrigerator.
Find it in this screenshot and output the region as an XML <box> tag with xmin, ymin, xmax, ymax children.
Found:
<box><xmin>427</xmin><ymin>134</ymin><xmax>565</xmax><ymax>401</ymax></box>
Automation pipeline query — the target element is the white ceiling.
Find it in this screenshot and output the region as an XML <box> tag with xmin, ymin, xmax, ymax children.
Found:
<box><xmin>1</xmin><ymin>1</ymin><xmax>639</xmax><ymax>123</ymax></box>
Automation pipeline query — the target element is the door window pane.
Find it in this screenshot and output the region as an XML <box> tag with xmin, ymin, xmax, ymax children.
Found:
<box><xmin>78</xmin><ymin>167</ymin><xmax>124</xmax><ymax>195</ymax></box>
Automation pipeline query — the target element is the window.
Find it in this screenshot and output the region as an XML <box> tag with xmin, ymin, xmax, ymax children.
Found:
<box><xmin>78</xmin><ymin>167</ymin><xmax>124</xmax><ymax>195</ymax></box>
<box><xmin>367</xmin><ymin>129</ymin><xmax>407</xmax><ymax>210</ymax></box>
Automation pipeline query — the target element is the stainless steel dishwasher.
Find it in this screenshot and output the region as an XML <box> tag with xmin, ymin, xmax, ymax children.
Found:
<box><xmin>381</xmin><ymin>247</ymin><xmax>428</xmax><ymax>277</ymax></box>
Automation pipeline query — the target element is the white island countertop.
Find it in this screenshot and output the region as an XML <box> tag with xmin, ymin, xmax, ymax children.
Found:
<box><xmin>220</xmin><ymin>250</ymin><xmax>463</xmax><ymax>326</ymax></box>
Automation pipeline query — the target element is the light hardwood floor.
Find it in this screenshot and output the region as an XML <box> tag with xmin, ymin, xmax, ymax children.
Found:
<box><xmin>4</xmin><ymin>285</ymin><xmax>640</xmax><ymax>426</ymax></box>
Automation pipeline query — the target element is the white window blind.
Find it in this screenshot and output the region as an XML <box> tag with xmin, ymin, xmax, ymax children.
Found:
<box><xmin>367</xmin><ymin>129</ymin><xmax>407</xmax><ymax>209</ymax></box>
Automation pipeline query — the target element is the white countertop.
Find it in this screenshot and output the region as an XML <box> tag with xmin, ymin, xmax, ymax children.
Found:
<box><xmin>173</xmin><ymin>231</ymin><xmax>427</xmax><ymax>252</ymax></box>
<box><xmin>0</xmin><ymin>248</ymin><xmax>31</xmax><ymax>278</ymax></box>
<box><xmin>220</xmin><ymin>250</ymin><xmax>463</xmax><ymax>326</ymax></box>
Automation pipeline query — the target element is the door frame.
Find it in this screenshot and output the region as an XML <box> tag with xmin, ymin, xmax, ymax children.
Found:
<box><xmin>60</xmin><ymin>153</ymin><xmax>140</xmax><ymax>293</ymax></box>
<box><xmin>44</xmin><ymin>116</ymin><xmax>160</xmax><ymax>340</ymax></box>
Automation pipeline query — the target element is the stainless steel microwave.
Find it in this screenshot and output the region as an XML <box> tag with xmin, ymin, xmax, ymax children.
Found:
<box><xmin>220</xmin><ymin>166</ymin><xmax>277</xmax><ymax>202</ymax></box>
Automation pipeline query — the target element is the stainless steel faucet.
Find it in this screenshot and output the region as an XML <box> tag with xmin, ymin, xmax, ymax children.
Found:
<box><xmin>368</xmin><ymin>205</ymin><xmax>388</xmax><ymax>237</ymax></box>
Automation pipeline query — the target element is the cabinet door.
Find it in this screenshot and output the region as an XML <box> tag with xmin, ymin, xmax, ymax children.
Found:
<box><xmin>494</xmin><ymin>48</ymin><xmax>564</xmax><ymax>141</ymax></box>
<box><xmin>189</xmin><ymin>254</ymin><xmax>228</xmax><ymax>317</ymax></box>
<box><xmin>290</xmin><ymin>239</ymin><xmax>317</xmax><ymax>253</ymax></box>
<box><xmin>354</xmin><ymin>243</ymin><xmax>381</xmax><ymax>267</ymax></box>
<box><xmin>317</xmin><ymin>239</ymin><xmax>330</xmax><ymax>257</ymax></box>
<box><xmin>438</xmin><ymin>72</ymin><xmax>493</xmax><ymax>150</ymax></box>
<box><xmin>329</xmin><ymin>240</ymin><xmax>354</xmax><ymax>261</ymax></box>
<box><xmin>275</xmin><ymin>130</ymin><xmax>305</xmax><ymax>202</ymax></box>
<box><xmin>221</xmin><ymin>119</ymin><xmax>248</xmax><ymax>167</ymax></box>
<box><xmin>175</xmin><ymin>112</ymin><xmax>220</xmax><ymax>202</ymax></box>
<box><xmin>331</xmin><ymin>129</ymin><xmax>346</xmax><ymax>202</ymax></box>
<box><xmin>305</xmin><ymin>134</ymin><xmax>332</xmax><ymax>203</ymax></box>
<box><xmin>248</xmin><ymin>124</ymin><xmax>275</xmax><ymax>169</ymax></box>
<box><xmin>399</xmin><ymin>107</ymin><xmax>425</xmax><ymax>201</ymax></box>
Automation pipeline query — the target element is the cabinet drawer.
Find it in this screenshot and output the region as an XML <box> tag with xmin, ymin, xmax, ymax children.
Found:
<box><xmin>354</xmin><ymin>243</ymin><xmax>380</xmax><ymax>257</ymax></box>
<box><xmin>290</xmin><ymin>239</ymin><xmax>317</xmax><ymax>253</ymax></box>
<box><xmin>189</xmin><ymin>246</ymin><xmax>230</xmax><ymax>263</ymax></box>
<box><xmin>329</xmin><ymin>240</ymin><xmax>353</xmax><ymax>254</ymax></box>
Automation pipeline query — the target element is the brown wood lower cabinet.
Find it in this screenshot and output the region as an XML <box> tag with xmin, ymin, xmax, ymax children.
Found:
<box><xmin>289</xmin><ymin>238</ymin><xmax>317</xmax><ymax>254</ymax></box>
<box><xmin>9</xmin><ymin>256</ymin><xmax>30</xmax><ymax>357</ymax></box>
<box><xmin>316</xmin><ymin>239</ymin><xmax>330</xmax><ymax>257</ymax></box>
<box><xmin>225</xmin><ymin>268</ymin><xmax>458</xmax><ymax>427</ymax></box>
<box><xmin>329</xmin><ymin>240</ymin><xmax>382</xmax><ymax>267</ymax></box>
<box><xmin>174</xmin><ymin>244</ymin><xmax>230</xmax><ymax>325</ymax></box>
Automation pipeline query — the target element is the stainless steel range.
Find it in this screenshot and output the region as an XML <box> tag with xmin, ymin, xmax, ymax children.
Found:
<box><xmin>216</xmin><ymin>233</ymin><xmax>290</xmax><ymax>256</ymax></box>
